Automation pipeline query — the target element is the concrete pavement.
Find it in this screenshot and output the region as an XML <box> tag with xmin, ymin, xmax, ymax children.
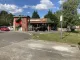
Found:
<box><xmin>0</xmin><ymin>31</ymin><xmax>80</xmax><ymax>60</ymax></box>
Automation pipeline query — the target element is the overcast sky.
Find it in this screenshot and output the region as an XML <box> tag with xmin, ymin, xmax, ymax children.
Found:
<box><xmin>0</xmin><ymin>0</ymin><xmax>79</xmax><ymax>18</ymax></box>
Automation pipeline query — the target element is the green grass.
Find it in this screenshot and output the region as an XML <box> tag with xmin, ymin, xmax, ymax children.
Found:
<box><xmin>32</xmin><ymin>32</ymin><xmax>80</xmax><ymax>44</ymax></box>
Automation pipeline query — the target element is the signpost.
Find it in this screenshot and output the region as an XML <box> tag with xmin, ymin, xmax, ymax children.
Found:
<box><xmin>79</xmin><ymin>17</ymin><xmax>80</xmax><ymax>19</ymax></box>
<box><xmin>60</xmin><ymin>15</ymin><xmax>63</xmax><ymax>39</ymax></box>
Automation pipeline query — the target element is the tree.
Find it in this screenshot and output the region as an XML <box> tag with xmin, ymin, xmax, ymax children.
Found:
<box><xmin>7</xmin><ymin>13</ymin><xmax>14</xmax><ymax>25</ymax></box>
<box><xmin>62</xmin><ymin>0</ymin><xmax>79</xmax><ymax>30</ymax></box>
<box><xmin>0</xmin><ymin>10</ymin><xmax>13</xmax><ymax>26</ymax></box>
<box><xmin>44</xmin><ymin>10</ymin><xmax>58</xmax><ymax>28</ymax></box>
<box><xmin>32</xmin><ymin>11</ymin><xmax>40</xmax><ymax>18</ymax></box>
<box><xmin>55</xmin><ymin>10</ymin><xmax>62</xmax><ymax>27</ymax></box>
<box><xmin>44</xmin><ymin>10</ymin><xmax>53</xmax><ymax>18</ymax></box>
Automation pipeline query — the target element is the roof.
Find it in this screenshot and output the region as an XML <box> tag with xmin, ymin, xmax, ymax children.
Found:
<box><xmin>30</xmin><ymin>18</ymin><xmax>47</xmax><ymax>23</ymax></box>
<box><xmin>13</xmin><ymin>16</ymin><xmax>27</xmax><ymax>18</ymax></box>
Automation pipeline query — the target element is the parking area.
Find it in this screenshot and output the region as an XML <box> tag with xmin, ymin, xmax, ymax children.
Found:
<box><xmin>0</xmin><ymin>31</ymin><xmax>80</xmax><ymax>60</ymax></box>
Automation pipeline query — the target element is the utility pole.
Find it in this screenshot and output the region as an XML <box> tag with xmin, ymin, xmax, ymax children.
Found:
<box><xmin>60</xmin><ymin>1</ymin><xmax>63</xmax><ymax>39</ymax></box>
<box><xmin>60</xmin><ymin>15</ymin><xmax>63</xmax><ymax>39</ymax></box>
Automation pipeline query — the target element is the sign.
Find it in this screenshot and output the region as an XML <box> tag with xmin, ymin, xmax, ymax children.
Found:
<box><xmin>60</xmin><ymin>15</ymin><xmax>63</xmax><ymax>21</ymax></box>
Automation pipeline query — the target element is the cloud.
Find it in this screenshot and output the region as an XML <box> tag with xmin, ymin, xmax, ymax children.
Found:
<box><xmin>33</xmin><ymin>0</ymin><xmax>54</xmax><ymax>10</ymax></box>
<box><xmin>23</xmin><ymin>0</ymin><xmax>54</xmax><ymax>10</ymax></box>
<box><xmin>27</xmin><ymin>12</ymin><xmax>30</xmax><ymax>14</ymax></box>
<box><xmin>0</xmin><ymin>3</ymin><xmax>23</xmax><ymax>14</ymax></box>
<box><xmin>54</xmin><ymin>7</ymin><xmax>59</xmax><ymax>10</ymax></box>
<box><xmin>23</xmin><ymin>5</ymin><xmax>29</xmax><ymax>8</ymax></box>
<box><xmin>77</xmin><ymin>9</ymin><xmax>80</xmax><ymax>14</ymax></box>
<box><xmin>58</xmin><ymin>0</ymin><xmax>67</xmax><ymax>5</ymax></box>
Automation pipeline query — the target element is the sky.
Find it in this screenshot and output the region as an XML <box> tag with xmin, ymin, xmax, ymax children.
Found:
<box><xmin>0</xmin><ymin>0</ymin><xmax>80</xmax><ymax>18</ymax></box>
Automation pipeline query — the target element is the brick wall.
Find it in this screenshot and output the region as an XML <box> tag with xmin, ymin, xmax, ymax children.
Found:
<box><xmin>22</xmin><ymin>17</ymin><xmax>28</xmax><ymax>31</ymax></box>
<box><xmin>13</xmin><ymin>16</ymin><xmax>29</xmax><ymax>31</ymax></box>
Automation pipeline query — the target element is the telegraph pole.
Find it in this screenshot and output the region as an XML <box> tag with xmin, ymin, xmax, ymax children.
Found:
<box><xmin>60</xmin><ymin>15</ymin><xmax>63</xmax><ymax>39</ymax></box>
<box><xmin>60</xmin><ymin>0</ymin><xmax>63</xmax><ymax>39</ymax></box>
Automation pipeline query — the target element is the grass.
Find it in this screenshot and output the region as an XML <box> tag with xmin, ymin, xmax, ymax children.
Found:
<box><xmin>32</xmin><ymin>32</ymin><xmax>80</xmax><ymax>44</ymax></box>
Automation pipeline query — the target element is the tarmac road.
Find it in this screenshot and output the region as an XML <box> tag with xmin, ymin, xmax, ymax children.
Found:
<box><xmin>0</xmin><ymin>31</ymin><xmax>31</xmax><ymax>47</ymax></box>
<box><xmin>0</xmin><ymin>31</ymin><xmax>80</xmax><ymax>60</ymax></box>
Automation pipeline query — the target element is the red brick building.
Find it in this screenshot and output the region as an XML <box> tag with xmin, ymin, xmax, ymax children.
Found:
<box><xmin>13</xmin><ymin>16</ymin><xmax>30</xmax><ymax>31</ymax></box>
<box><xmin>13</xmin><ymin>16</ymin><xmax>54</xmax><ymax>31</ymax></box>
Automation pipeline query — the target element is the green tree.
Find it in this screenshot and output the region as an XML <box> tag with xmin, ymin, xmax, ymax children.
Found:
<box><xmin>32</xmin><ymin>11</ymin><xmax>40</xmax><ymax>18</ymax></box>
<box><xmin>55</xmin><ymin>10</ymin><xmax>62</xmax><ymax>27</ymax></box>
<box><xmin>7</xmin><ymin>13</ymin><xmax>14</xmax><ymax>25</ymax></box>
<box><xmin>44</xmin><ymin>10</ymin><xmax>58</xmax><ymax>28</ymax></box>
<box><xmin>62</xmin><ymin>0</ymin><xmax>79</xmax><ymax>29</ymax></box>
<box><xmin>44</xmin><ymin>10</ymin><xmax>53</xmax><ymax>18</ymax></box>
<box><xmin>0</xmin><ymin>11</ymin><xmax>8</xmax><ymax>26</ymax></box>
<box><xmin>0</xmin><ymin>10</ymin><xmax>13</xmax><ymax>26</ymax></box>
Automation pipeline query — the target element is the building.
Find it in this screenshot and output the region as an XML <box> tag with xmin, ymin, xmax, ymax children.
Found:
<box><xmin>13</xmin><ymin>16</ymin><xmax>55</xmax><ymax>31</ymax></box>
<box><xmin>13</xmin><ymin>16</ymin><xmax>30</xmax><ymax>31</ymax></box>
